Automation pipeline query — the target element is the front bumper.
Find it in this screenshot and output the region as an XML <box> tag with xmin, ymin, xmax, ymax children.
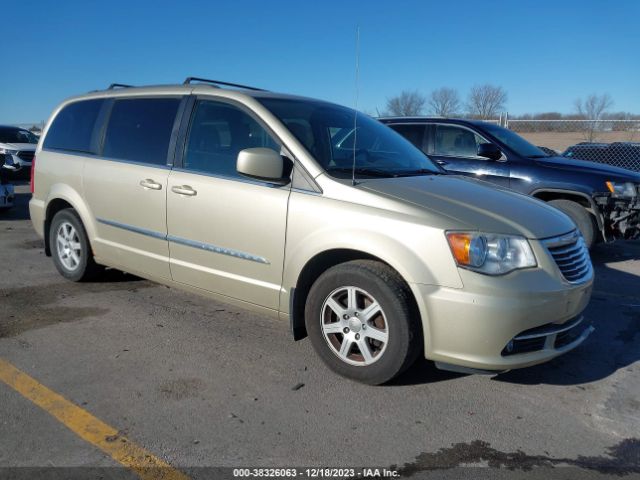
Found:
<box><xmin>413</xmin><ymin>256</ymin><xmax>594</xmax><ymax>371</ymax></box>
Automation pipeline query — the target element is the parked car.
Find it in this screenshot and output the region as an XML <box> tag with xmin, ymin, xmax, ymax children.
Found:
<box><xmin>563</xmin><ymin>142</ymin><xmax>640</xmax><ymax>173</ymax></box>
<box><xmin>30</xmin><ymin>79</ymin><xmax>593</xmax><ymax>384</ymax></box>
<box><xmin>0</xmin><ymin>125</ymin><xmax>38</xmax><ymax>178</ymax></box>
<box><xmin>381</xmin><ymin>118</ymin><xmax>640</xmax><ymax>247</ymax></box>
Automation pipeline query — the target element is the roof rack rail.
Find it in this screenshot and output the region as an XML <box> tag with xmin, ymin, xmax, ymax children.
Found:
<box><xmin>108</xmin><ymin>83</ymin><xmax>134</xmax><ymax>89</ymax></box>
<box><xmin>183</xmin><ymin>76</ymin><xmax>266</xmax><ymax>91</ymax></box>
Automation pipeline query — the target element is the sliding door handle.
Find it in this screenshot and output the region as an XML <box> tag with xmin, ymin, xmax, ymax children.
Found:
<box><xmin>139</xmin><ymin>179</ymin><xmax>162</xmax><ymax>190</ymax></box>
<box><xmin>171</xmin><ymin>185</ymin><xmax>197</xmax><ymax>196</ymax></box>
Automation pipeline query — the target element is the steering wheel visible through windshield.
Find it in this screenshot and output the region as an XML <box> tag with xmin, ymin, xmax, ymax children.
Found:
<box><xmin>257</xmin><ymin>98</ymin><xmax>442</xmax><ymax>178</ymax></box>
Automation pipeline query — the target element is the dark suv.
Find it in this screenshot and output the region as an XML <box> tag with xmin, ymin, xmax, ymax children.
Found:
<box><xmin>563</xmin><ymin>142</ymin><xmax>640</xmax><ymax>173</ymax></box>
<box><xmin>380</xmin><ymin>117</ymin><xmax>640</xmax><ymax>247</ymax></box>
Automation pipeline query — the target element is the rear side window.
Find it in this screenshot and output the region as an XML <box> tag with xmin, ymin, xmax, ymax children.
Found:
<box><xmin>388</xmin><ymin>124</ymin><xmax>427</xmax><ymax>152</ymax></box>
<box><xmin>43</xmin><ymin>99</ymin><xmax>105</xmax><ymax>153</ymax></box>
<box><xmin>103</xmin><ymin>98</ymin><xmax>181</xmax><ymax>166</ymax></box>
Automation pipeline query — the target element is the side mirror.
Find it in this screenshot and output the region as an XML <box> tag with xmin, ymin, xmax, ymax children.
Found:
<box><xmin>236</xmin><ymin>148</ymin><xmax>291</xmax><ymax>184</ymax></box>
<box><xmin>477</xmin><ymin>143</ymin><xmax>502</xmax><ymax>161</ymax></box>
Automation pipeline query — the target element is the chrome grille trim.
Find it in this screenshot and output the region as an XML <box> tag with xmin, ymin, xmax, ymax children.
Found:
<box><xmin>542</xmin><ymin>231</ymin><xmax>593</xmax><ymax>284</ymax></box>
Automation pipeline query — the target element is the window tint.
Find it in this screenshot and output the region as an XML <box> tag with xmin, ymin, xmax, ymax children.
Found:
<box><xmin>43</xmin><ymin>99</ymin><xmax>104</xmax><ymax>153</ymax></box>
<box><xmin>103</xmin><ymin>98</ymin><xmax>181</xmax><ymax>165</ymax></box>
<box><xmin>183</xmin><ymin>100</ymin><xmax>280</xmax><ymax>178</ymax></box>
<box><xmin>434</xmin><ymin>125</ymin><xmax>487</xmax><ymax>158</ymax></box>
<box><xmin>388</xmin><ymin>124</ymin><xmax>427</xmax><ymax>152</ymax></box>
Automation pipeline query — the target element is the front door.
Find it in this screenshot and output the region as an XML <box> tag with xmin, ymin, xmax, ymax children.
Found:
<box><xmin>166</xmin><ymin>98</ymin><xmax>290</xmax><ymax>310</ymax></box>
<box><xmin>429</xmin><ymin>123</ymin><xmax>510</xmax><ymax>187</ymax></box>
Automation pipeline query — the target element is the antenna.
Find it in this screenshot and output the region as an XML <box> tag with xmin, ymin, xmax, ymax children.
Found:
<box><xmin>351</xmin><ymin>26</ymin><xmax>360</xmax><ymax>187</ymax></box>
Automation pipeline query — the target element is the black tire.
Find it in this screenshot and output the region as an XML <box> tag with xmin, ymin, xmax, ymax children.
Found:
<box><xmin>548</xmin><ymin>199</ymin><xmax>598</xmax><ymax>249</ymax></box>
<box><xmin>49</xmin><ymin>208</ymin><xmax>103</xmax><ymax>282</ymax></box>
<box><xmin>305</xmin><ymin>260</ymin><xmax>421</xmax><ymax>385</ymax></box>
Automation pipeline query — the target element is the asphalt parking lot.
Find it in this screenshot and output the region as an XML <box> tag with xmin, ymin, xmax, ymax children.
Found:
<box><xmin>0</xmin><ymin>182</ymin><xmax>639</xmax><ymax>479</ymax></box>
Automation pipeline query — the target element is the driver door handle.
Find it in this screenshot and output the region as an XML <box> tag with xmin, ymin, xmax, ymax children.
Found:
<box><xmin>139</xmin><ymin>179</ymin><xmax>162</xmax><ymax>190</ymax></box>
<box><xmin>171</xmin><ymin>185</ymin><xmax>197</xmax><ymax>196</ymax></box>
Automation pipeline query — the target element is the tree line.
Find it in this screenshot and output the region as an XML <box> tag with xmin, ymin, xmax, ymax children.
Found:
<box><xmin>383</xmin><ymin>87</ymin><xmax>627</xmax><ymax>122</ymax></box>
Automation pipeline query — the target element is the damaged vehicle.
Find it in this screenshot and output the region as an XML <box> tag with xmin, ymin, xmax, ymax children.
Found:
<box><xmin>381</xmin><ymin>118</ymin><xmax>640</xmax><ymax>248</ymax></box>
<box><xmin>0</xmin><ymin>156</ymin><xmax>18</xmax><ymax>210</ymax></box>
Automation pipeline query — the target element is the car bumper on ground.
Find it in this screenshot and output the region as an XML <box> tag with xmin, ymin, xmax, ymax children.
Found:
<box><xmin>0</xmin><ymin>184</ymin><xmax>15</xmax><ymax>208</ymax></box>
<box><xmin>413</xmin><ymin>264</ymin><xmax>594</xmax><ymax>372</ymax></box>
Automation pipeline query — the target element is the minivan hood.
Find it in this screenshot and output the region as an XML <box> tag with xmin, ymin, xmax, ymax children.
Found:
<box><xmin>538</xmin><ymin>156</ymin><xmax>640</xmax><ymax>182</ymax></box>
<box><xmin>0</xmin><ymin>142</ymin><xmax>37</xmax><ymax>151</ymax></box>
<box><xmin>359</xmin><ymin>174</ymin><xmax>575</xmax><ymax>239</ymax></box>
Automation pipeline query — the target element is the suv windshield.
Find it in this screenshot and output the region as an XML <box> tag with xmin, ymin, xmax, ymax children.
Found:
<box><xmin>0</xmin><ymin>127</ymin><xmax>38</xmax><ymax>144</ymax></box>
<box><xmin>482</xmin><ymin>124</ymin><xmax>549</xmax><ymax>158</ymax></box>
<box><xmin>257</xmin><ymin>98</ymin><xmax>441</xmax><ymax>178</ymax></box>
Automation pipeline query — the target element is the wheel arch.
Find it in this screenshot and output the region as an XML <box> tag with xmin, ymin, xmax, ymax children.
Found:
<box><xmin>287</xmin><ymin>248</ymin><xmax>424</xmax><ymax>345</ymax></box>
<box><xmin>531</xmin><ymin>188</ymin><xmax>605</xmax><ymax>236</ymax></box>
<box><xmin>43</xmin><ymin>185</ymin><xmax>96</xmax><ymax>257</ymax></box>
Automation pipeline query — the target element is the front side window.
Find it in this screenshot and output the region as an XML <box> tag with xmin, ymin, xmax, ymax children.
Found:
<box><xmin>482</xmin><ymin>124</ymin><xmax>548</xmax><ymax>158</ymax></box>
<box><xmin>183</xmin><ymin>100</ymin><xmax>280</xmax><ymax>179</ymax></box>
<box><xmin>257</xmin><ymin>98</ymin><xmax>440</xmax><ymax>178</ymax></box>
<box><xmin>43</xmin><ymin>99</ymin><xmax>105</xmax><ymax>153</ymax></box>
<box><xmin>434</xmin><ymin>125</ymin><xmax>488</xmax><ymax>158</ymax></box>
<box><xmin>103</xmin><ymin>98</ymin><xmax>181</xmax><ymax>165</ymax></box>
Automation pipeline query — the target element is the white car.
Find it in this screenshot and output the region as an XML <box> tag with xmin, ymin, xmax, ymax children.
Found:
<box><xmin>0</xmin><ymin>125</ymin><xmax>38</xmax><ymax>174</ymax></box>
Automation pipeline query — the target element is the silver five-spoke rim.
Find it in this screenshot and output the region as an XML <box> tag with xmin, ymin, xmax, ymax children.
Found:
<box><xmin>321</xmin><ymin>286</ymin><xmax>389</xmax><ymax>366</ymax></box>
<box><xmin>56</xmin><ymin>221</ymin><xmax>82</xmax><ymax>271</ymax></box>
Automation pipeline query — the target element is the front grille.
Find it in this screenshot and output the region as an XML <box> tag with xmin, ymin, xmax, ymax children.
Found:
<box><xmin>17</xmin><ymin>151</ymin><xmax>35</xmax><ymax>162</ymax></box>
<box><xmin>543</xmin><ymin>231</ymin><xmax>593</xmax><ymax>284</ymax></box>
<box><xmin>501</xmin><ymin>315</ymin><xmax>591</xmax><ymax>356</ymax></box>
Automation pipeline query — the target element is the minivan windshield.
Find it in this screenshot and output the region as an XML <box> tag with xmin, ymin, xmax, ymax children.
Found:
<box><xmin>482</xmin><ymin>124</ymin><xmax>549</xmax><ymax>158</ymax></box>
<box><xmin>0</xmin><ymin>127</ymin><xmax>38</xmax><ymax>145</ymax></box>
<box><xmin>258</xmin><ymin>98</ymin><xmax>442</xmax><ymax>178</ymax></box>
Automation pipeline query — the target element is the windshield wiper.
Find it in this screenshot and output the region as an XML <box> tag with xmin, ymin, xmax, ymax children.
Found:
<box><xmin>397</xmin><ymin>168</ymin><xmax>443</xmax><ymax>177</ymax></box>
<box><xmin>326</xmin><ymin>167</ymin><xmax>398</xmax><ymax>178</ymax></box>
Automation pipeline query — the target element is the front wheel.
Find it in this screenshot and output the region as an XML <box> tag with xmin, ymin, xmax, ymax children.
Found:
<box><xmin>305</xmin><ymin>260</ymin><xmax>421</xmax><ymax>385</ymax></box>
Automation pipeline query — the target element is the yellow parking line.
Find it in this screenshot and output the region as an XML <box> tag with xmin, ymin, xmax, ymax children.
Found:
<box><xmin>0</xmin><ymin>357</ymin><xmax>189</xmax><ymax>480</ymax></box>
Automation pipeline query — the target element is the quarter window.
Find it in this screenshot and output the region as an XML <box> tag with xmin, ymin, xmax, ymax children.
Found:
<box><xmin>434</xmin><ymin>125</ymin><xmax>488</xmax><ymax>158</ymax></box>
<box><xmin>43</xmin><ymin>99</ymin><xmax>105</xmax><ymax>153</ymax></box>
<box><xmin>183</xmin><ymin>100</ymin><xmax>280</xmax><ymax>179</ymax></box>
<box><xmin>103</xmin><ymin>98</ymin><xmax>181</xmax><ymax>166</ymax></box>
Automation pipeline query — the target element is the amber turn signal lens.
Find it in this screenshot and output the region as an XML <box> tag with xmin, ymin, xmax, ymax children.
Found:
<box><xmin>605</xmin><ymin>181</ymin><xmax>614</xmax><ymax>193</ymax></box>
<box><xmin>446</xmin><ymin>233</ymin><xmax>471</xmax><ymax>265</ymax></box>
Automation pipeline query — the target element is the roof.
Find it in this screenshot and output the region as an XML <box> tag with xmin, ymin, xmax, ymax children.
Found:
<box><xmin>378</xmin><ymin>116</ymin><xmax>499</xmax><ymax>127</ymax></box>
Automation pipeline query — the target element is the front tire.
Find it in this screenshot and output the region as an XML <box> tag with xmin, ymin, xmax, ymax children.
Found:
<box><xmin>548</xmin><ymin>199</ymin><xmax>598</xmax><ymax>249</ymax></box>
<box><xmin>50</xmin><ymin>209</ymin><xmax>103</xmax><ymax>282</ymax></box>
<box><xmin>305</xmin><ymin>260</ymin><xmax>421</xmax><ymax>385</ymax></box>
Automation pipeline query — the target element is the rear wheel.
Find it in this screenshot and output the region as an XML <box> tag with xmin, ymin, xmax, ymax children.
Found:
<box><xmin>50</xmin><ymin>209</ymin><xmax>103</xmax><ymax>281</ymax></box>
<box><xmin>548</xmin><ymin>199</ymin><xmax>598</xmax><ymax>249</ymax></box>
<box><xmin>305</xmin><ymin>260</ymin><xmax>421</xmax><ymax>385</ymax></box>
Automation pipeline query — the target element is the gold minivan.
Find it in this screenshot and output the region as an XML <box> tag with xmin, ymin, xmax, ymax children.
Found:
<box><xmin>30</xmin><ymin>78</ymin><xmax>594</xmax><ymax>384</ymax></box>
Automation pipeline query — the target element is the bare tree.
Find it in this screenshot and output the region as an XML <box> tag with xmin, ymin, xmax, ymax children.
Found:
<box><xmin>574</xmin><ymin>93</ymin><xmax>614</xmax><ymax>142</ymax></box>
<box><xmin>385</xmin><ymin>90</ymin><xmax>426</xmax><ymax>116</ymax></box>
<box><xmin>428</xmin><ymin>87</ymin><xmax>460</xmax><ymax>117</ymax></box>
<box><xmin>466</xmin><ymin>84</ymin><xmax>507</xmax><ymax>119</ymax></box>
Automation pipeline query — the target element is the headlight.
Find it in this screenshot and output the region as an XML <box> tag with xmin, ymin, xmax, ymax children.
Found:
<box><xmin>606</xmin><ymin>181</ymin><xmax>637</xmax><ymax>198</ymax></box>
<box><xmin>446</xmin><ymin>232</ymin><xmax>537</xmax><ymax>275</ymax></box>
<box><xmin>0</xmin><ymin>148</ymin><xmax>17</xmax><ymax>155</ymax></box>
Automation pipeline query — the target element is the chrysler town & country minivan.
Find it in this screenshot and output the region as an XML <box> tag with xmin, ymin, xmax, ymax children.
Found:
<box><xmin>30</xmin><ymin>78</ymin><xmax>594</xmax><ymax>384</ymax></box>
